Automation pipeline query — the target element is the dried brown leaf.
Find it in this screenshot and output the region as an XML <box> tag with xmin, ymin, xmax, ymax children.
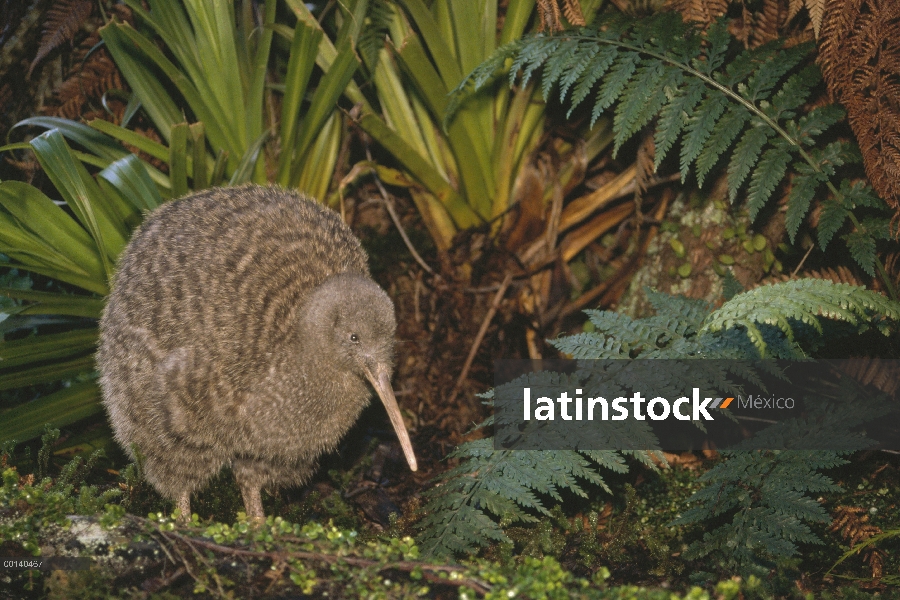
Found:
<box><xmin>805</xmin><ymin>0</ymin><xmax>826</xmax><ymax>37</ymax></box>
<box><xmin>664</xmin><ymin>0</ymin><xmax>729</xmax><ymax>25</ymax></box>
<box><xmin>28</xmin><ymin>0</ymin><xmax>93</xmax><ymax>77</ymax></box>
<box><xmin>561</xmin><ymin>0</ymin><xmax>586</xmax><ymax>26</ymax></box>
<box><xmin>536</xmin><ymin>0</ymin><xmax>563</xmax><ymax>32</ymax></box>
<box><xmin>818</xmin><ymin>0</ymin><xmax>900</xmax><ymax>221</ymax></box>
<box><xmin>829</xmin><ymin>505</ymin><xmax>886</xmax><ymax>579</ymax></box>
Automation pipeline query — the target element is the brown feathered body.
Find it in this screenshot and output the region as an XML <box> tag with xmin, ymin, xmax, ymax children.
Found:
<box><xmin>98</xmin><ymin>185</ymin><xmax>416</xmax><ymax>519</ymax></box>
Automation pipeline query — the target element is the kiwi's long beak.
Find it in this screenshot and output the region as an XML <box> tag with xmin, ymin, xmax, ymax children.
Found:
<box><xmin>367</xmin><ymin>367</ymin><xmax>417</xmax><ymax>472</ymax></box>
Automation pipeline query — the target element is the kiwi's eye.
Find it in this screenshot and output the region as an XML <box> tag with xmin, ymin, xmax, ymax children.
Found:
<box><xmin>349</xmin><ymin>333</ymin><xmax>359</xmax><ymax>343</ymax></box>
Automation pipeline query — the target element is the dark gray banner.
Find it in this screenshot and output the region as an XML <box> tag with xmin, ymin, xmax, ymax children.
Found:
<box><xmin>493</xmin><ymin>360</ymin><xmax>900</xmax><ymax>451</ymax></box>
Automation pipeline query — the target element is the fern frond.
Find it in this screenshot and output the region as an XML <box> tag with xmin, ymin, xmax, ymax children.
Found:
<box><xmin>452</xmin><ymin>12</ymin><xmax>898</xmax><ymax>289</ymax></box>
<box><xmin>786</xmin><ymin>168</ymin><xmax>826</xmax><ymax>242</ymax></box>
<box><xmin>746</xmin><ymin>139</ymin><xmax>792</xmax><ymax>219</ymax></box>
<box><xmin>613</xmin><ymin>62</ymin><xmax>678</xmax><ymax>155</ymax></box>
<box><xmin>654</xmin><ymin>79</ymin><xmax>705</xmax><ymax>170</ymax></box>
<box><xmin>695</xmin><ymin>105</ymin><xmax>748</xmax><ymax>187</ymax></box>
<box><xmin>357</xmin><ymin>0</ymin><xmax>394</xmax><ymax>72</ymax></box>
<box><xmin>417</xmin><ymin>439</ymin><xmax>627</xmax><ymax>557</ymax></box>
<box><xmin>727</xmin><ymin>123</ymin><xmax>770</xmax><ymax>202</ymax></box>
<box><xmin>567</xmin><ymin>45</ymin><xmax>619</xmax><ymax>115</ymax></box>
<box><xmin>592</xmin><ymin>51</ymin><xmax>640</xmax><ymax>126</ymax></box>
<box><xmin>541</xmin><ymin>38</ymin><xmax>582</xmax><ymax>100</ymax></box>
<box><xmin>701</xmin><ymin>279</ymin><xmax>900</xmax><ymax>356</ymax></box>
<box><xmin>679</xmin><ymin>93</ymin><xmax>728</xmax><ymax>180</ymax></box>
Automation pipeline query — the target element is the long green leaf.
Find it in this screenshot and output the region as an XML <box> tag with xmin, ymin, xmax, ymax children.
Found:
<box><xmin>247</xmin><ymin>0</ymin><xmax>277</xmax><ymax>146</ymax></box>
<box><xmin>0</xmin><ymin>262</ymin><xmax>107</xmax><ymax>296</ymax></box>
<box><xmin>0</xmin><ymin>181</ymin><xmax>104</xmax><ymax>280</ymax></box>
<box><xmin>98</xmin><ymin>154</ymin><xmax>164</xmax><ymax>212</ymax></box>
<box><xmin>229</xmin><ymin>130</ymin><xmax>269</xmax><ymax>185</ymax></box>
<box><xmin>99</xmin><ymin>21</ymin><xmax>183</xmax><ymax>142</ymax></box>
<box><xmin>0</xmin><ymin>329</ymin><xmax>98</xmax><ymax>369</ymax></box>
<box><xmin>290</xmin><ymin>36</ymin><xmax>359</xmax><ymax>186</ymax></box>
<box><xmin>0</xmin><ymin>355</ymin><xmax>96</xmax><ymax>391</ymax></box>
<box><xmin>88</xmin><ymin>119</ymin><xmax>169</xmax><ymax>161</ymax></box>
<box><xmin>30</xmin><ymin>130</ymin><xmax>126</xmax><ymax>276</ymax></box>
<box><xmin>12</xmin><ymin>117</ymin><xmax>129</xmax><ymax>162</ymax></box>
<box><xmin>0</xmin><ymin>381</ymin><xmax>101</xmax><ymax>444</ymax></box>
<box><xmin>276</xmin><ymin>22</ymin><xmax>323</xmax><ymax>186</ymax></box>
<box><xmin>358</xmin><ymin>114</ymin><xmax>480</xmax><ymax>229</ymax></box>
<box><xmin>169</xmin><ymin>123</ymin><xmax>189</xmax><ymax>198</ymax></box>
<box><xmin>0</xmin><ymin>288</ymin><xmax>104</xmax><ymax>319</ymax></box>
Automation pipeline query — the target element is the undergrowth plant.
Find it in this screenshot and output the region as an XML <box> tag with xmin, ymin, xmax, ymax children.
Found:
<box><xmin>452</xmin><ymin>12</ymin><xmax>898</xmax><ymax>299</ymax></box>
<box><xmin>1</xmin><ymin>431</ymin><xmax>744</xmax><ymax>597</ymax></box>
<box><xmin>418</xmin><ymin>279</ymin><xmax>900</xmax><ymax>569</ymax></box>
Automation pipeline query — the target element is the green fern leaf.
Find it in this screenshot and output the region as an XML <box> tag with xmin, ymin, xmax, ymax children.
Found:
<box><xmin>786</xmin><ymin>170</ymin><xmax>825</xmax><ymax>242</ymax></box>
<box><xmin>557</xmin><ymin>42</ymin><xmax>599</xmax><ymax>102</ymax></box>
<box><xmin>843</xmin><ymin>231</ymin><xmax>877</xmax><ymax>276</ymax></box>
<box><xmin>701</xmin><ymin>279</ymin><xmax>900</xmax><ymax>356</ymax></box>
<box><xmin>654</xmin><ymin>78</ymin><xmax>705</xmax><ymax>169</ymax></box>
<box><xmin>747</xmin><ymin>140</ymin><xmax>791</xmax><ymax>219</ymax></box>
<box><xmin>417</xmin><ymin>439</ymin><xmax>629</xmax><ymax>557</ymax></box>
<box><xmin>514</xmin><ymin>36</ymin><xmax>561</xmax><ymax>87</ymax></box>
<box><xmin>613</xmin><ymin>61</ymin><xmax>675</xmax><ymax>155</ymax></box>
<box><xmin>357</xmin><ymin>0</ymin><xmax>394</xmax><ymax>71</ymax></box>
<box><xmin>645</xmin><ymin>288</ymin><xmax>711</xmax><ymax>328</ymax></box>
<box><xmin>816</xmin><ymin>197</ymin><xmax>848</xmax><ymax>250</ymax></box>
<box><xmin>541</xmin><ymin>38</ymin><xmax>581</xmax><ymax>100</ymax></box>
<box><xmin>745</xmin><ymin>43</ymin><xmax>809</xmax><ymax>101</ymax></box>
<box><xmin>770</xmin><ymin>65</ymin><xmax>820</xmax><ymax>119</ymax></box>
<box><xmin>842</xmin><ymin>180</ymin><xmax>884</xmax><ymax>209</ymax></box>
<box><xmin>680</xmin><ymin>93</ymin><xmax>728</xmax><ymax>181</ymax></box>
<box><xmin>566</xmin><ymin>45</ymin><xmax>619</xmax><ymax>116</ymax></box>
<box><xmin>795</xmin><ymin>104</ymin><xmax>844</xmax><ymax>143</ymax></box>
<box><xmin>550</xmin><ymin>331</ymin><xmax>628</xmax><ymax>359</ymax></box>
<box><xmin>699</xmin><ymin>19</ymin><xmax>731</xmax><ymax>73</ymax></box>
<box><xmin>695</xmin><ymin>105</ymin><xmax>748</xmax><ymax>187</ymax></box>
<box><xmin>727</xmin><ymin>123</ymin><xmax>770</xmax><ymax>201</ymax></box>
<box><xmin>861</xmin><ymin>216</ymin><xmax>892</xmax><ymax>240</ymax></box>
<box><xmin>591</xmin><ymin>51</ymin><xmax>640</xmax><ymax>126</ymax></box>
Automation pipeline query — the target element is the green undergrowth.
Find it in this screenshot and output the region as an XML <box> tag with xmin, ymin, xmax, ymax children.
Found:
<box><xmin>0</xmin><ymin>436</ymin><xmax>784</xmax><ymax>599</ymax></box>
<box><xmin>3</xmin><ymin>430</ymin><xmax>898</xmax><ymax>598</ymax></box>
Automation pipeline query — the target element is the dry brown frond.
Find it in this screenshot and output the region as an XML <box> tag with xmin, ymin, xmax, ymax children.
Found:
<box><xmin>43</xmin><ymin>30</ymin><xmax>125</xmax><ymax>121</ymax></box>
<box><xmin>829</xmin><ymin>505</ymin><xmax>885</xmax><ymax>579</ymax></box>
<box><xmin>752</xmin><ymin>0</ymin><xmax>786</xmax><ymax>47</ymax></box>
<box><xmin>28</xmin><ymin>0</ymin><xmax>93</xmax><ymax>77</ymax></box>
<box><xmin>633</xmin><ymin>132</ymin><xmax>655</xmax><ymax>204</ymax></box>
<box><xmin>836</xmin><ymin>358</ymin><xmax>900</xmax><ymax>396</ymax></box>
<box><xmin>561</xmin><ymin>0</ymin><xmax>586</xmax><ymax>26</ymax></box>
<box><xmin>664</xmin><ymin>0</ymin><xmax>729</xmax><ymax>26</ymax></box>
<box><xmin>804</xmin><ymin>0</ymin><xmax>826</xmax><ymax>37</ymax></box>
<box><xmin>818</xmin><ymin>0</ymin><xmax>900</xmax><ymax>222</ymax></box>
<box><xmin>536</xmin><ymin>0</ymin><xmax>563</xmax><ymax>32</ymax></box>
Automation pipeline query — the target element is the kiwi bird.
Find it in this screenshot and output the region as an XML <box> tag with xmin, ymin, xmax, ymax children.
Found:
<box><xmin>98</xmin><ymin>185</ymin><xmax>417</xmax><ymax>520</ymax></box>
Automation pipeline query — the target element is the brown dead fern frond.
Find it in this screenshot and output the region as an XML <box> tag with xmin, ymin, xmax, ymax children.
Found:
<box><xmin>664</xmin><ymin>0</ymin><xmax>729</xmax><ymax>25</ymax></box>
<box><xmin>535</xmin><ymin>0</ymin><xmax>585</xmax><ymax>31</ymax></box>
<box><xmin>561</xmin><ymin>0</ymin><xmax>586</xmax><ymax>26</ymax></box>
<box><xmin>536</xmin><ymin>0</ymin><xmax>563</xmax><ymax>32</ymax></box>
<box><xmin>836</xmin><ymin>358</ymin><xmax>900</xmax><ymax>396</ymax></box>
<box><xmin>43</xmin><ymin>31</ymin><xmax>126</xmax><ymax>121</ymax></box>
<box><xmin>752</xmin><ymin>0</ymin><xmax>786</xmax><ymax>47</ymax></box>
<box><xmin>28</xmin><ymin>0</ymin><xmax>93</xmax><ymax>77</ymax></box>
<box><xmin>829</xmin><ymin>505</ymin><xmax>885</xmax><ymax>579</ymax></box>
<box><xmin>819</xmin><ymin>0</ymin><xmax>900</xmax><ymax>222</ymax></box>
